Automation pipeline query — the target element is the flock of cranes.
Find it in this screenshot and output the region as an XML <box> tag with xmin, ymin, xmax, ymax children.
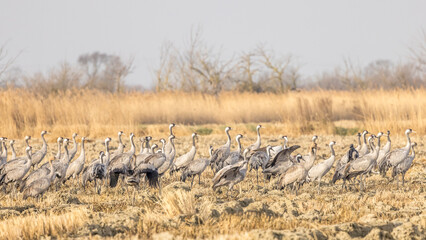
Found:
<box><xmin>0</xmin><ymin>124</ymin><xmax>418</xmax><ymax>200</ymax></box>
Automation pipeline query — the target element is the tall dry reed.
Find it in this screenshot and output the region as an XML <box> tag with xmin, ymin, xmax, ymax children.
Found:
<box><xmin>0</xmin><ymin>88</ymin><xmax>424</xmax><ymax>138</ymax></box>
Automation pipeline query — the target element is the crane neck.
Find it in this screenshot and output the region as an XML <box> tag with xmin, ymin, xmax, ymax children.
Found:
<box><xmin>161</xmin><ymin>141</ymin><xmax>165</xmax><ymax>153</ymax></box>
<box><xmin>357</xmin><ymin>135</ymin><xmax>361</xmax><ymax>148</ymax></box>
<box><xmin>405</xmin><ymin>132</ymin><xmax>411</xmax><ymax>149</ymax></box>
<box><xmin>26</xmin><ymin>149</ymin><xmax>32</xmax><ymax>162</ymax></box>
<box><xmin>10</xmin><ymin>143</ymin><xmax>16</xmax><ymax>157</ymax></box>
<box><xmin>192</xmin><ymin>135</ymin><xmax>196</xmax><ymax>147</ymax></box>
<box><xmin>386</xmin><ymin>134</ymin><xmax>391</xmax><ymax>143</ymax></box>
<box><xmin>411</xmin><ymin>145</ymin><xmax>416</xmax><ymax>158</ymax></box>
<box><xmin>64</xmin><ymin>145</ymin><xmax>69</xmax><ymax>162</ymax></box>
<box><xmin>41</xmin><ymin>133</ymin><xmax>47</xmax><ymax>150</ymax></box>
<box><xmin>283</xmin><ymin>138</ymin><xmax>288</xmax><ymax>149</ymax></box>
<box><xmin>2</xmin><ymin>141</ymin><xmax>7</xmax><ymax>157</ymax></box>
<box><xmin>237</xmin><ymin>138</ymin><xmax>242</xmax><ymax>153</ymax></box>
<box><xmin>225</xmin><ymin>130</ymin><xmax>231</xmax><ymax>147</ymax></box>
<box><xmin>362</xmin><ymin>132</ymin><xmax>367</xmax><ymax>144</ymax></box>
<box><xmin>330</xmin><ymin>144</ymin><xmax>335</xmax><ymax>157</ymax></box>
<box><xmin>118</xmin><ymin>134</ymin><xmax>123</xmax><ymax>145</ymax></box>
<box><xmin>169</xmin><ymin>125</ymin><xmax>174</xmax><ymax>136</ymax></box>
<box><xmin>129</xmin><ymin>135</ymin><xmax>135</xmax><ymax>155</ymax></box>
<box><xmin>105</xmin><ymin>142</ymin><xmax>110</xmax><ymax>166</ymax></box>
<box><xmin>80</xmin><ymin>139</ymin><xmax>85</xmax><ymax>155</ymax></box>
<box><xmin>57</xmin><ymin>141</ymin><xmax>62</xmax><ymax>155</ymax></box>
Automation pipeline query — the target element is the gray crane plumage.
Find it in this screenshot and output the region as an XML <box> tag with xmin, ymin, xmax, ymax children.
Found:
<box><xmin>64</xmin><ymin>137</ymin><xmax>87</xmax><ymax>183</ymax></box>
<box><xmin>306</xmin><ymin>141</ymin><xmax>336</xmax><ymax>193</ymax></box>
<box><xmin>10</xmin><ymin>140</ymin><xmax>16</xmax><ymax>160</ymax></box>
<box><xmin>247</xmin><ymin>125</ymin><xmax>262</xmax><ymax>151</ymax></box>
<box><xmin>212</xmin><ymin>149</ymin><xmax>250</xmax><ymax>197</ymax></box>
<box><xmin>343</xmin><ymin>133</ymin><xmax>382</xmax><ymax>190</ymax></box>
<box><xmin>249</xmin><ymin>145</ymin><xmax>272</xmax><ymax>185</ymax></box>
<box><xmin>222</xmin><ymin>134</ymin><xmax>244</xmax><ymax>168</ymax></box>
<box><xmin>278</xmin><ymin>154</ymin><xmax>306</xmax><ymax>195</ymax></box>
<box><xmin>210</xmin><ymin>127</ymin><xmax>232</xmax><ymax>173</ymax></box>
<box><xmin>108</xmin><ymin>133</ymin><xmax>136</xmax><ymax>188</ymax></box>
<box><xmin>172</xmin><ymin>133</ymin><xmax>198</xmax><ymax>173</ymax></box>
<box><xmin>379</xmin><ymin>129</ymin><xmax>414</xmax><ymax>176</ymax></box>
<box><xmin>30</xmin><ymin>131</ymin><xmax>48</xmax><ymax>168</ymax></box>
<box><xmin>112</xmin><ymin>131</ymin><xmax>125</xmax><ymax>158</ymax></box>
<box><xmin>54</xmin><ymin>137</ymin><xmax>63</xmax><ymax>160</ymax></box>
<box><xmin>0</xmin><ymin>146</ymin><xmax>32</xmax><ymax>188</ymax></box>
<box><xmin>392</xmin><ymin>142</ymin><xmax>416</xmax><ymax>188</ymax></box>
<box><xmin>359</xmin><ymin>130</ymin><xmax>370</xmax><ymax>156</ymax></box>
<box><xmin>22</xmin><ymin>158</ymin><xmax>57</xmax><ymax>200</ymax></box>
<box><xmin>0</xmin><ymin>138</ymin><xmax>7</xmax><ymax>169</ymax></box>
<box><xmin>181</xmin><ymin>146</ymin><xmax>213</xmax><ymax>188</ymax></box>
<box><xmin>68</xmin><ymin>133</ymin><xmax>78</xmax><ymax>161</ymax></box>
<box><xmin>157</xmin><ymin>135</ymin><xmax>176</xmax><ymax>176</ymax></box>
<box><xmin>376</xmin><ymin>130</ymin><xmax>392</xmax><ymax>170</ymax></box>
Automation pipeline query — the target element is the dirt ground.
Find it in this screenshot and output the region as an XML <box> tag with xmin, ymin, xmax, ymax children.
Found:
<box><xmin>0</xmin><ymin>134</ymin><xmax>425</xmax><ymax>239</ymax></box>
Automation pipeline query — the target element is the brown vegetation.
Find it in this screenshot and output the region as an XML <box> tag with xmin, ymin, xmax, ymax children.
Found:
<box><xmin>0</xmin><ymin>89</ymin><xmax>425</xmax><ymax>138</ymax></box>
<box><xmin>0</xmin><ymin>134</ymin><xmax>424</xmax><ymax>239</ymax></box>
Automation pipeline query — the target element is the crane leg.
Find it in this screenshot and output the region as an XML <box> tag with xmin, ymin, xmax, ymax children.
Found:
<box><xmin>198</xmin><ymin>174</ymin><xmax>201</xmax><ymax>185</ymax></box>
<box><xmin>255</xmin><ymin>169</ymin><xmax>259</xmax><ymax>186</ymax></box>
<box><xmin>317</xmin><ymin>179</ymin><xmax>321</xmax><ymax>194</ymax></box>
<box><xmin>396</xmin><ymin>175</ymin><xmax>399</xmax><ymax>189</ymax></box>
<box><xmin>191</xmin><ymin>175</ymin><xmax>195</xmax><ymax>189</ymax></box>
<box><xmin>402</xmin><ymin>173</ymin><xmax>405</xmax><ymax>186</ymax></box>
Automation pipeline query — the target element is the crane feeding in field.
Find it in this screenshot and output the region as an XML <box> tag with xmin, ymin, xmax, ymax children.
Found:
<box><xmin>392</xmin><ymin>142</ymin><xmax>416</xmax><ymax>188</ymax></box>
<box><xmin>222</xmin><ymin>134</ymin><xmax>244</xmax><ymax>168</ymax></box>
<box><xmin>278</xmin><ymin>154</ymin><xmax>306</xmax><ymax>195</ymax></box>
<box><xmin>306</xmin><ymin>141</ymin><xmax>336</xmax><ymax>194</ymax></box>
<box><xmin>157</xmin><ymin>134</ymin><xmax>176</xmax><ymax>176</ymax></box>
<box><xmin>210</xmin><ymin>127</ymin><xmax>232</xmax><ymax>173</ymax></box>
<box><xmin>331</xmin><ymin>144</ymin><xmax>358</xmax><ymax>184</ymax></box>
<box><xmin>375</xmin><ymin>130</ymin><xmax>391</xmax><ymax>172</ymax></box>
<box><xmin>64</xmin><ymin>137</ymin><xmax>87</xmax><ymax>184</ymax></box>
<box><xmin>0</xmin><ymin>146</ymin><xmax>32</xmax><ymax>193</ymax></box>
<box><xmin>172</xmin><ymin>133</ymin><xmax>198</xmax><ymax>173</ymax></box>
<box><xmin>108</xmin><ymin>133</ymin><xmax>136</xmax><ymax>187</ymax></box>
<box><xmin>262</xmin><ymin>145</ymin><xmax>301</xmax><ymax>177</ymax></box>
<box><xmin>248</xmin><ymin>125</ymin><xmax>262</xmax><ymax>151</ymax></box>
<box><xmin>30</xmin><ymin>130</ymin><xmax>48</xmax><ymax>168</ymax></box>
<box><xmin>249</xmin><ymin>145</ymin><xmax>272</xmax><ymax>185</ymax></box>
<box><xmin>181</xmin><ymin>145</ymin><xmax>213</xmax><ymax>188</ymax></box>
<box><xmin>23</xmin><ymin>158</ymin><xmax>58</xmax><ymax>200</ymax></box>
<box><xmin>379</xmin><ymin>129</ymin><xmax>414</xmax><ymax>176</ymax></box>
<box><xmin>212</xmin><ymin>149</ymin><xmax>250</xmax><ymax>197</ymax></box>
<box><xmin>343</xmin><ymin>133</ymin><xmax>383</xmax><ymax>191</ymax></box>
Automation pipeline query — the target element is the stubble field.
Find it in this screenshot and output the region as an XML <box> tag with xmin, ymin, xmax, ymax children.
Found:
<box><xmin>0</xmin><ymin>130</ymin><xmax>424</xmax><ymax>239</ymax></box>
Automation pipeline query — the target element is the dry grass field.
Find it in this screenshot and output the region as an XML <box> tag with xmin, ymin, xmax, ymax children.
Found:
<box><xmin>0</xmin><ymin>89</ymin><xmax>425</xmax><ymax>239</ymax></box>
<box><xmin>0</xmin><ymin>131</ymin><xmax>424</xmax><ymax>239</ymax></box>
<box><xmin>0</xmin><ymin>89</ymin><xmax>425</xmax><ymax>138</ymax></box>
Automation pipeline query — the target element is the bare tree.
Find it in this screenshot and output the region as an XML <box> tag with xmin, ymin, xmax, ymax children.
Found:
<box><xmin>78</xmin><ymin>52</ymin><xmax>133</xmax><ymax>92</ymax></box>
<box><xmin>0</xmin><ymin>45</ymin><xmax>20</xmax><ymax>88</ymax></box>
<box><xmin>154</xmin><ymin>41</ymin><xmax>176</xmax><ymax>92</ymax></box>
<box><xmin>257</xmin><ymin>45</ymin><xmax>294</xmax><ymax>93</ymax></box>
<box><xmin>23</xmin><ymin>62</ymin><xmax>81</xmax><ymax>95</ymax></box>
<box><xmin>237</xmin><ymin>51</ymin><xmax>259</xmax><ymax>92</ymax></box>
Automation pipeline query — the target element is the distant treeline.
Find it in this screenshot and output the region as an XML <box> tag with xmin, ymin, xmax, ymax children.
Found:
<box><xmin>0</xmin><ymin>30</ymin><xmax>425</xmax><ymax>94</ymax></box>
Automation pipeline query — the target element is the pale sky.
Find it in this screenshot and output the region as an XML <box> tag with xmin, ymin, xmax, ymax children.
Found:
<box><xmin>1</xmin><ymin>1</ymin><xmax>425</xmax><ymax>88</ymax></box>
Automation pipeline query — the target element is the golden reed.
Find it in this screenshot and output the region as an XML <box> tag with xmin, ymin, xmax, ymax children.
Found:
<box><xmin>0</xmin><ymin>88</ymin><xmax>424</xmax><ymax>138</ymax></box>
